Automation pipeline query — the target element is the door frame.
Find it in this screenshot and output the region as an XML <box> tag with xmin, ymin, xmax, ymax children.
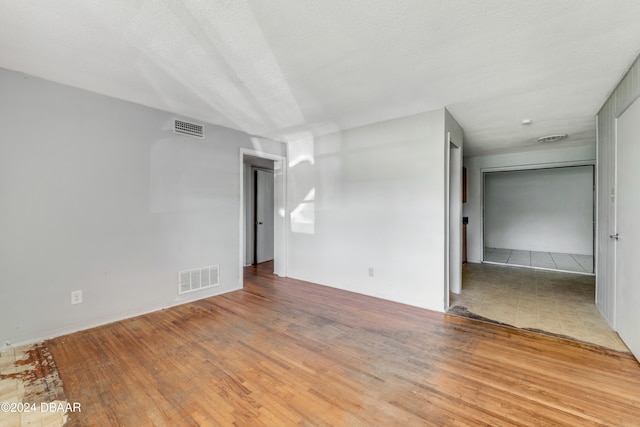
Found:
<box><xmin>445</xmin><ymin>135</ymin><xmax>462</xmax><ymax>309</ymax></box>
<box><xmin>239</xmin><ymin>148</ymin><xmax>287</xmax><ymax>285</ymax></box>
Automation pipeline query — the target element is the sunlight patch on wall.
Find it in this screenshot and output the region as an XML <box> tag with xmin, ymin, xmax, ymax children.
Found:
<box><xmin>287</xmin><ymin>133</ymin><xmax>316</xmax><ymax>234</ymax></box>
<box><xmin>287</xmin><ymin>132</ymin><xmax>315</xmax><ymax>167</ymax></box>
<box><xmin>291</xmin><ymin>187</ymin><xmax>315</xmax><ymax>234</ymax></box>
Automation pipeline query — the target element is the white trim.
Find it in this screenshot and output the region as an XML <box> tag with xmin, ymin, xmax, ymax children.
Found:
<box><xmin>611</xmin><ymin>118</ymin><xmax>619</xmax><ymax>329</ymax></box>
<box><xmin>444</xmin><ymin>133</ymin><xmax>451</xmax><ymax>309</ymax></box>
<box><xmin>480</xmin><ymin>159</ymin><xmax>595</xmax><ymax>174</ymax></box>
<box><xmin>446</xmin><ymin>136</ymin><xmax>462</xmax><ymax>307</ymax></box>
<box><xmin>593</xmin><ymin>118</ymin><xmax>600</xmax><ymax>311</ymax></box>
<box><xmin>445</xmin><ymin>133</ymin><xmax>463</xmax><ymax>309</ymax></box>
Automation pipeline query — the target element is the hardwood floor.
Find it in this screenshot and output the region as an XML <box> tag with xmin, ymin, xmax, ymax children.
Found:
<box><xmin>48</xmin><ymin>262</ymin><xmax>640</xmax><ymax>426</ymax></box>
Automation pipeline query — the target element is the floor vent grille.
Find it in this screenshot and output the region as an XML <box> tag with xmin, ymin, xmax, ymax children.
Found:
<box><xmin>174</xmin><ymin>118</ymin><xmax>205</xmax><ymax>138</ymax></box>
<box><xmin>178</xmin><ymin>265</ymin><xmax>219</xmax><ymax>295</ymax></box>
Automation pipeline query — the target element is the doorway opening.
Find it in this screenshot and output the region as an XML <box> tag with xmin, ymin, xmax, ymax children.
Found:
<box><xmin>482</xmin><ymin>165</ymin><xmax>595</xmax><ymax>275</ymax></box>
<box><xmin>239</xmin><ymin>149</ymin><xmax>287</xmax><ymax>286</ymax></box>
<box><xmin>245</xmin><ymin>160</ymin><xmax>275</xmax><ymax>265</ymax></box>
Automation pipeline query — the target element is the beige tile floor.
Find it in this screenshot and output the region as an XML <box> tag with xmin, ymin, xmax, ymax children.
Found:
<box><xmin>450</xmin><ymin>262</ymin><xmax>629</xmax><ymax>352</ymax></box>
<box><xmin>0</xmin><ymin>345</ymin><xmax>68</xmax><ymax>427</ymax></box>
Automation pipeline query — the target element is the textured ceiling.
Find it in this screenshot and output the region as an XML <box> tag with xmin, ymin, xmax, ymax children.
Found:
<box><xmin>1</xmin><ymin>0</ymin><xmax>639</xmax><ymax>156</ymax></box>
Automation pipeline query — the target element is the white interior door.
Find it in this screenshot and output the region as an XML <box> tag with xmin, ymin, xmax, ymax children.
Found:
<box><xmin>255</xmin><ymin>169</ymin><xmax>274</xmax><ymax>264</ymax></box>
<box><xmin>615</xmin><ymin>97</ymin><xmax>640</xmax><ymax>360</ymax></box>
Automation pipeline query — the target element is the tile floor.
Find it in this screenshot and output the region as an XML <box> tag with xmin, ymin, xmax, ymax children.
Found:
<box><xmin>450</xmin><ymin>262</ymin><xmax>628</xmax><ymax>352</ymax></box>
<box><xmin>484</xmin><ymin>247</ymin><xmax>594</xmax><ymax>274</ymax></box>
<box><xmin>0</xmin><ymin>345</ymin><xmax>68</xmax><ymax>427</ymax></box>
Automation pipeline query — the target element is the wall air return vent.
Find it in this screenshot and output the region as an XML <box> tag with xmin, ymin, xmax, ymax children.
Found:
<box><xmin>174</xmin><ymin>118</ymin><xmax>204</xmax><ymax>138</ymax></box>
<box><xmin>178</xmin><ymin>265</ymin><xmax>219</xmax><ymax>295</ymax></box>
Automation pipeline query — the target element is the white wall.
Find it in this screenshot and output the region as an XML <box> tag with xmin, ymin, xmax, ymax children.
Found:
<box><xmin>464</xmin><ymin>145</ymin><xmax>596</xmax><ymax>263</ymax></box>
<box><xmin>484</xmin><ymin>166</ymin><xmax>593</xmax><ymax>254</ymax></box>
<box><xmin>596</xmin><ymin>53</ymin><xmax>640</xmax><ymax>326</ymax></box>
<box><xmin>286</xmin><ymin>108</ymin><xmax>462</xmax><ymax>312</ymax></box>
<box><xmin>0</xmin><ymin>68</ymin><xmax>284</xmax><ymax>346</ymax></box>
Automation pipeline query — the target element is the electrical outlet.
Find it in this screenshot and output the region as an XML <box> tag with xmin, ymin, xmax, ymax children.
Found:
<box><xmin>71</xmin><ymin>290</ymin><xmax>83</xmax><ymax>305</ymax></box>
<box><xmin>368</xmin><ymin>267</ymin><xmax>374</xmax><ymax>277</ymax></box>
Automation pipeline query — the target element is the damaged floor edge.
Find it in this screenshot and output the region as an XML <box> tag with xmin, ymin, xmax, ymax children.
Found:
<box><xmin>0</xmin><ymin>343</ymin><xmax>69</xmax><ymax>427</ymax></box>
<box><xmin>448</xmin><ymin>305</ymin><xmax>630</xmax><ymax>354</ymax></box>
<box><xmin>451</xmin><ymin>262</ymin><xmax>628</xmax><ymax>352</ymax></box>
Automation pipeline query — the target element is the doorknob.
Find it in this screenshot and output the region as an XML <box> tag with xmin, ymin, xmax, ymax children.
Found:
<box><xmin>610</xmin><ymin>233</ymin><xmax>619</xmax><ymax>240</ymax></box>
<box><xmin>258</xmin><ymin>221</ymin><xmax>263</xmax><ymax>225</ymax></box>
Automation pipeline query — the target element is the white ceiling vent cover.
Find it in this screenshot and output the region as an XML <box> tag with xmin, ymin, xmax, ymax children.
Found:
<box><xmin>178</xmin><ymin>265</ymin><xmax>219</xmax><ymax>295</ymax></box>
<box><xmin>174</xmin><ymin>118</ymin><xmax>204</xmax><ymax>138</ymax></box>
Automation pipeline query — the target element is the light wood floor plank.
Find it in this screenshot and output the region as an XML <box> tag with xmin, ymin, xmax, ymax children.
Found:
<box><xmin>48</xmin><ymin>262</ymin><xmax>640</xmax><ymax>426</ymax></box>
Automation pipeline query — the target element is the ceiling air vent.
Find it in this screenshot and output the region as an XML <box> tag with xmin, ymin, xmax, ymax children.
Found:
<box><xmin>537</xmin><ymin>134</ymin><xmax>568</xmax><ymax>143</ymax></box>
<box><xmin>174</xmin><ymin>119</ymin><xmax>204</xmax><ymax>138</ymax></box>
